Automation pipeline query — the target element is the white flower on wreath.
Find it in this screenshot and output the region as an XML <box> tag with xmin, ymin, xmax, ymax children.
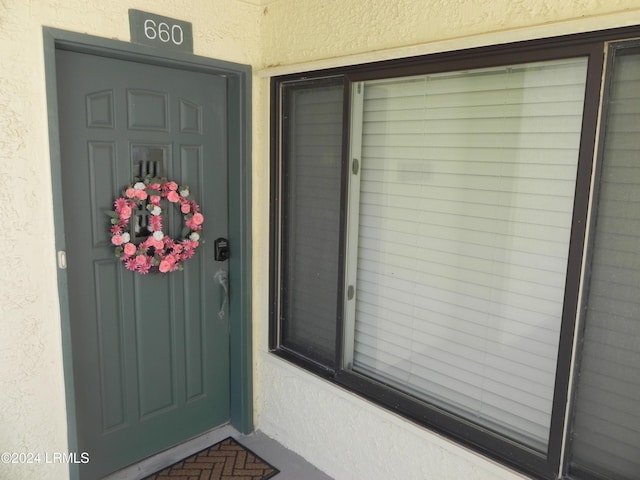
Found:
<box><xmin>133</xmin><ymin>182</ymin><xmax>146</xmax><ymax>190</ymax></box>
<box><xmin>189</xmin><ymin>232</ymin><xmax>200</xmax><ymax>242</ymax></box>
<box><xmin>180</xmin><ymin>188</ymin><xmax>190</xmax><ymax>197</ymax></box>
<box><xmin>153</xmin><ymin>231</ymin><xmax>164</xmax><ymax>241</ymax></box>
<box><xmin>150</xmin><ymin>206</ymin><xmax>161</xmax><ymax>216</ymax></box>
<box><xmin>121</xmin><ymin>232</ymin><xmax>131</xmax><ymax>243</ymax></box>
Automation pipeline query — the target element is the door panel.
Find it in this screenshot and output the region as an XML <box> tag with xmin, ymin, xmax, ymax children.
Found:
<box><xmin>56</xmin><ymin>49</ymin><xmax>230</xmax><ymax>479</ymax></box>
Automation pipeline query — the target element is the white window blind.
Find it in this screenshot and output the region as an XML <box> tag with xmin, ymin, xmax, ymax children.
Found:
<box><xmin>345</xmin><ymin>58</ymin><xmax>589</xmax><ymax>450</ymax></box>
<box><xmin>570</xmin><ymin>50</ymin><xmax>640</xmax><ymax>478</ymax></box>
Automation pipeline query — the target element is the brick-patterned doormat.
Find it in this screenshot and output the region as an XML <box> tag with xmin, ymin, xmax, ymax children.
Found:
<box><xmin>143</xmin><ymin>437</ymin><xmax>279</xmax><ymax>480</ymax></box>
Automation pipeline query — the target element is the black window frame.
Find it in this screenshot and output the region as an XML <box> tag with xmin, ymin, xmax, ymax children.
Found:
<box><xmin>269</xmin><ymin>75</ymin><xmax>350</xmax><ymax>376</ymax></box>
<box><xmin>565</xmin><ymin>38</ymin><xmax>640</xmax><ymax>480</ymax></box>
<box><xmin>269</xmin><ymin>25</ymin><xmax>640</xmax><ymax>480</ymax></box>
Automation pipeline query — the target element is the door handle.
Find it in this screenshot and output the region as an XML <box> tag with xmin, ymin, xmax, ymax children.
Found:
<box><xmin>214</xmin><ymin>269</ymin><xmax>228</xmax><ymax>319</ymax></box>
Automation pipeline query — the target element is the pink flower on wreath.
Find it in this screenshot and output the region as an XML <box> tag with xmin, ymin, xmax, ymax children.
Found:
<box><xmin>123</xmin><ymin>243</ymin><xmax>137</xmax><ymax>256</ymax></box>
<box><xmin>150</xmin><ymin>237</ymin><xmax>164</xmax><ymax>250</ymax></box>
<box><xmin>111</xmin><ymin>225</ymin><xmax>123</xmax><ymax>235</ymax></box>
<box><xmin>186</xmin><ymin>214</ymin><xmax>203</xmax><ymax>231</ymax></box>
<box><xmin>180</xmin><ymin>202</ymin><xmax>191</xmax><ymax>214</ymax></box>
<box><xmin>125</xmin><ymin>257</ymin><xmax>138</xmax><ymax>271</ymax></box>
<box><xmin>114</xmin><ymin>198</ymin><xmax>128</xmax><ymax>212</ymax></box>
<box><xmin>167</xmin><ymin>191</ymin><xmax>180</xmax><ymax>203</ymax></box>
<box><xmin>119</xmin><ymin>205</ymin><xmax>132</xmax><ymax>220</ymax></box>
<box><xmin>125</xmin><ymin>188</ymin><xmax>136</xmax><ymax>198</ymax></box>
<box><xmin>159</xmin><ymin>254</ymin><xmax>178</xmax><ymax>273</ymax></box>
<box><xmin>135</xmin><ymin>189</ymin><xmax>148</xmax><ymax>201</ymax></box>
<box><xmin>149</xmin><ymin>183</ymin><xmax>161</xmax><ymax>191</ymax></box>
<box><xmin>192</xmin><ymin>213</ymin><xmax>204</xmax><ymax>225</ymax></box>
<box><xmin>165</xmin><ymin>181</ymin><xmax>178</xmax><ymax>191</ymax></box>
<box><xmin>185</xmin><ymin>218</ymin><xmax>197</xmax><ymax>231</ymax></box>
<box><xmin>181</xmin><ymin>247</ymin><xmax>195</xmax><ymax>260</ymax></box>
<box><xmin>182</xmin><ymin>240</ymin><xmax>198</xmax><ymax>255</ymax></box>
<box><xmin>137</xmin><ymin>261</ymin><xmax>151</xmax><ymax>275</ymax></box>
<box><xmin>189</xmin><ymin>200</ymin><xmax>200</xmax><ymax>213</ymax></box>
<box><xmin>111</xmin><ymin>235</ymin><xmax>124</xmax><ymax>246</ymax></box>
<box><xmin>149</xmin><ymin>215</ymin><xmax>162</xmax><ymax>232</ymax></box>
<box><xmin>150</xmin><ymin>195</ymin><xmax>161</xmax><ymax>206</ymax></box>
<box><xmin>132</xmin><ymin>255</ymin><xmax>152</xmax><ymax>275</ymax></box>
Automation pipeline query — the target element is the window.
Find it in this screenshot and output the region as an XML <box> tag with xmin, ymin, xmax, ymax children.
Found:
<box><xmin>273</xmin><ymin>77</ymin><xmax>344</xmax><ymax>368</ymax></box>
<box><xmin>567</xmin><ymin>43</ymin><xmax>640</xmax><ymax>480</ymax></box>
<box><xmin>270</xmin><ymin>28</ymin><xmax>640</xmax><ymax>480</ymax></box>
<box><xmin>345</xmin><ymin>57</ymin><xmax>588</xmax><ymax>454</ymax></box>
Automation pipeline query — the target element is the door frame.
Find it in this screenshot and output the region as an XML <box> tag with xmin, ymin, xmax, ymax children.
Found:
<box><xmin>43</xmin><ymin>27</ymin><xmax>253</xmax><ymax>479</ymax></box>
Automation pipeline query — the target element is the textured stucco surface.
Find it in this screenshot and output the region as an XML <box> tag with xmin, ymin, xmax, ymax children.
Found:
<box><xmin>259</xmin><ymin>0</ymin><xmax>640</xmax><ymax>67</ymax></box>
<box><xmin>259</xmin><ymin>357</ymin><xmax>528</xmax><ymax>480</ymax></box>
<box><xmin>2</xmin><ymin>1</ymin><xmax>640</xmax><ymax>480</ymax></box>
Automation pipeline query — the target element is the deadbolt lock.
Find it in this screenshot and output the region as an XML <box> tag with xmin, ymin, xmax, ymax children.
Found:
<box><xmin>214</xmin><ymin>238</ymin><xmax>230</xmax><ymax>261</ymax></box>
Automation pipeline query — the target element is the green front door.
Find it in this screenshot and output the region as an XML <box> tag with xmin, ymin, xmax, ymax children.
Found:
<box><xmin>56</xmin><ymin>49</ymin><xmax>230</xmax><ymax>479</ymax></box>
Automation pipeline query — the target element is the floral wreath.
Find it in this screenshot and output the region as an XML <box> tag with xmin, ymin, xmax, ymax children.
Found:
<box><xmin>106</xmin><ymin>176</ymin><xmax>204</xmax><ymax>274</ymax></box>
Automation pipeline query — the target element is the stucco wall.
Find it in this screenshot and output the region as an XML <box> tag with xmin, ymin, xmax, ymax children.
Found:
<box><xmin>259</xmin><ymin>0</ymin><xmax>640</xmax><ymax>67</ymax></box>
<box><xmin>253</xmin><ymin>2</ymin><xmax>640</xmax><ymax>480</ymax></box>
<box><xmin>0</xmin><ymin>2</ymin><xmax>260</xmax><ymax>479</ymax></box>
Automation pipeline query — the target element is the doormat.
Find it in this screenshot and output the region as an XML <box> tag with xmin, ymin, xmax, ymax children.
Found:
<box><xmin>143</xmin><ymin>437</ymin><xmax>279</xmax><ymax>480</ymax></box>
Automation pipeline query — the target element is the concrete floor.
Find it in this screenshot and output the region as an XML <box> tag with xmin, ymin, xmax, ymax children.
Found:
<box><xmin>104</xmin><ymin>423</ymin><xmax>334</xmax><ymax>480</ymax></box>
<box><xmin>238</xmin><ymin>430</ymin><xmax>334</xmax><ymax>480</ymax></box>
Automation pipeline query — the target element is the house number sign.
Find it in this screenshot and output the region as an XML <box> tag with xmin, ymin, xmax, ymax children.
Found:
<box><xmin>129</xmin><ymin>9</ymin><xmax>193</xmax><ymax>53</ymax></box>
